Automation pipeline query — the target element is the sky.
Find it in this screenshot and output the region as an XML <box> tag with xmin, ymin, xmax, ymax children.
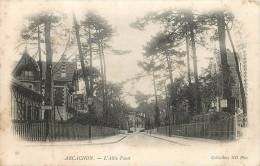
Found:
<box><xmin>6</xmin><ymin>0</ymin><xmax>251</xmax><ymax>108</ymax></box>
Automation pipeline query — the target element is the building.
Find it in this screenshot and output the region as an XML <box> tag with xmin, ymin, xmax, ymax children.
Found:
<box><xmin>42</xmin><ymin>57</ymin><xmax>78</xmax><ymax>121</ymax></box>
<box><xmin>12</xmin><ymin>50</ymin><xmax>78</xmax><ymax>122</ymax></box>
<box><xmin>11</xmin><ymin>51</ymin><xmax>43</xmax><ymax>121</ymax></box>
<box><xmin>11</xmin><ymin>78</ymin><xmax>43</xmax><ymax>122</ymax></box>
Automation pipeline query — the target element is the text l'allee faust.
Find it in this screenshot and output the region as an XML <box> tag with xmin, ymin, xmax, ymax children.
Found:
<box><xmin>65</xmin><ymin>155</ymin><xmax>131</xmax><ymax>161</ymax></box>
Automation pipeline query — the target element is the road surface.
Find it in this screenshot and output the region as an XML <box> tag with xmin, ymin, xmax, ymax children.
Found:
<box><xmin>118</xmin><ymin>132</ymin><xmax>187</xmax><ymax>147</ymax></box>
<box><xmin>4</xmin><ymin>131</ymin><xmax>247</xmax><ymax>166</ymax></box>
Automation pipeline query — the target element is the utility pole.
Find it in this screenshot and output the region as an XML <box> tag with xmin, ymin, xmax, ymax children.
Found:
<box><xmin>73</xmin><ymin>14</ymin><xmax>91</xmax><ymax>139</ymax></box>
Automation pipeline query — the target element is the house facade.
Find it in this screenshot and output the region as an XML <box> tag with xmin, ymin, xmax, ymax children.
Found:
<box><xmin>11</xmin><ymin>79</ymin><xmax>43</xmax><ymax>122</ymax></box>
<box><xmin>11</xmin><ymin>51</ymin><xmax>43</xmax><ymax>122</ymax></box>
<box><xmin>11</xmin><ymin>50</ymin><xmax>78</xmax><ymax>122</ymax></box>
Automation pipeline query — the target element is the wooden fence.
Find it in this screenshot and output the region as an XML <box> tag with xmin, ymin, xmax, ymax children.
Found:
<box><xmin>12</xmin><ymin>121</ymin><xmax>119</xmax><ymax>141</ymax></box>
<box><xmin>156</xmin><ymin>115</ymin><xmax>238</xmax><ymax>140</ymax></box>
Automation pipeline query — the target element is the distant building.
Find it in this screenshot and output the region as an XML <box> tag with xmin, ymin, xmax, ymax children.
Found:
<box><xmin>127</xmin><ymin>111</ymin><xmax>136</xmax><ymax>130</ymax></box>
<box><xmin>12</xmin><ymin>50</ymin><xmax>78</xmax><ymax>122</ymax></box>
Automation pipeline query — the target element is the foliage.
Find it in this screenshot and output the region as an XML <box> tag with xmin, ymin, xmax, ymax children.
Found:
<box><xmin>199</xmin><ymin>62</ymin><xmax>219</xmax><ymax>113</ymax></box>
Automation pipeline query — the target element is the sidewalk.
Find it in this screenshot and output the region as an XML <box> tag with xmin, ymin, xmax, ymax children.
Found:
<box><xmin>23</xmin><ymin>134</ymin><xmax>128</xmax><ymax>146</ymax></box>
<box><xmin>143</xmin><ymin>132</ymin><xmax>232</xmax><ymax>146</ymax></box>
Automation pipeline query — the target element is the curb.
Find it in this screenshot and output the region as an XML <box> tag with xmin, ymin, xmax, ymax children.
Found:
<box><xmin>142</xmin><ymin>133</ymin><xmax>189</xmax><ymax>146</ymax></box>
<box><xmin>24</xmin><ymin>135</ymin><xmax>128</xmax><ymax>147</ymax></box>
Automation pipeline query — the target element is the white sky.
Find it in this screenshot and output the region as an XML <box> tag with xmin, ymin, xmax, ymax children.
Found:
<box><xmin>5</xmin><ymin>0</ymin><xmax>251</xmax><ymax>107</ymax></box>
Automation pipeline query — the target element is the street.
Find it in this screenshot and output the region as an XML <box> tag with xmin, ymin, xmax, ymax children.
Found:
<box><xmin>118</xmin><ymin>132</ymin><xmax>186</xmax><ymax>147</ymax></box>
<box><xmin>3</xmin><ymin>130</ymin><xmax>250</xmax><ymax>166</ymax></box>
<box><xmin>22</xmin><ymin>130</ymin><xmax>188</xmax><ymax>147</ymax></box>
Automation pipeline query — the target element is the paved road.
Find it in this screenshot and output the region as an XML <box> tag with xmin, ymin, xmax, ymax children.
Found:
<box><xmin>23</xmin><ymin>131</ymin><xmax>188</xmax><ymax>147</ymax></box>
<box><xmin>7</xmin><ymin>132</ymin><xmax>231</xmax><ymax>165</ymax></box>
<box><xmin>117</xmin><ymin>132</ymin><xmax>187</xmax><ymax>147</ymax></box>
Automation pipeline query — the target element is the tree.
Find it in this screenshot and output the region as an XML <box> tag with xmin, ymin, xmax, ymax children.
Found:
<box><xmin>81</xmin><ymin>12</ymin><xmax>115</xmax><ymax>125</ymax></box>
<box><xmin>131</xmin><ymin>9</ymin><xmax>208</xmax><ymax>115</ymax></box>
<box><xmin>225</xmin><ymin>21</ymin><xmax>247</xmax><ymax>117</ymax></box>
<box><xmin>21</xmin><ymin>12</ymin><xmax>75</xmax><ymax>123</ymax></box>
<box><xmin>134</xmin><ymin>91</ymin><xmax>155</xmax><ymax>129</ymax></box>
<box><xmin>138</xmin><ymin>56</ymin><xmax>162</xmax><ymax>127</ymax></box>
<box><xmin>96</xmin><ymin>82</ymin><xmax>129</xmax><ymax>128</ymax></box>
<box><xmin>199</xmin><ymin>60</ymin><xmax>219</xmax><ymax>113</ymax></box>
<box><xmin>216</xmin><ymin>11</ymin><xmax>233</xmax><ymax>113</ymax></box>
<box><xmin>21</xmin><ymin>15</ymin><xmax>44</xmax><ymax>95</ymax></box>
<box><xmin>198</xmin><ymin>10</ymin><xmax>236</xmax><ymax>114</ymax></box>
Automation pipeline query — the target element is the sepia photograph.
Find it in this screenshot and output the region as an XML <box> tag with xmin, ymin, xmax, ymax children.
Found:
<box><xmin>0</xmin><ymin>0</ymin><xmax>259</xmax><ymax>165</ymax></box>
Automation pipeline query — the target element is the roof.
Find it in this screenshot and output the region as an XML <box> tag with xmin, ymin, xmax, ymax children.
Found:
<box><xmin>41</xmin><ymin>61</ymin><xmax>77</xmax><ymax>82</ymax></box>
<box><xmin>11</xmin><ymin>78</ymin><xmax>42</xmax><ymax>98</ymax></box>
<box><xmin>12</xmin><ymin>50</ymin><xmax>40</xmax><ymax>76</ymax></box>
<box><xmin>13</xmin><ymin>51</ymin><xmax>77</xmax><ymax>82</ymax></box>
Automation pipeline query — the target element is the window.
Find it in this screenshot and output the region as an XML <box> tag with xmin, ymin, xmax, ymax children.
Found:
<box><xmin>54</xmin><ymin>87</ymin><xmax>64</xmax><ymax>106</ymax></box>
<box><xmin>61</xmin><ymin>73</ymin><xmax>66</xmax><ymax>78</ymax></box>
<box><xmin>28</xmin><ymin>84</ymin><xmax>33</xmax><ymax>90</ymax></box>
<box><xmin>19</xmin><ymin>70</ymin><xmax>34</xmax><ymax>80</ymax></box>
<box><xmin>27</xmin><ymin>105</ymin><xmax>32</xmax><ymax>121</ymax></box>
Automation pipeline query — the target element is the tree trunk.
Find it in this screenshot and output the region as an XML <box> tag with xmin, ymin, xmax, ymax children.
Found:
<box><xmin>101</xmin><ymin>41</ymin><xmax>108</xmax><ymax>125</ymax></box>
<box><xmin>73</xmin><ymin>14</ymin><xmax>89</xmax><ymax>95</ymax></box>
<box><xmin>44</xmin><ymin>19</ymin><xmax>54</xmax><ymax>121</ymax></box>
<box><xmin>88</xmin><ymin>24</ymin><xmax>94</xmax><ymax>98</ymax></box>
<box><xmin>151</xmin><ymin>56</ymin><xmax>158</xmax><ymax>107</ymax></box>
<box><xmin>187</xmin><ymin>12</ymin><xmax>202</xmax><ymax>114</ymax></box>
<box><xmin>216</xmin><ymin>11</ymin><xmax>233</xmax><ymax>114</ymax></box>
<box><xmin>165</xmin><ymin>52</ymin><xmax>174</xmax><ymax>85</ymax></box>
<box><xmin>226</xmin><ymin>25</ymin><xmax>247</xmax><ymax>116</ymax></box>
<box><xmin>37</xmin><ymin>25</ymin><xmax>43</xmax><ymax>95</ymax></box>
<box><xmin>185</xmin><ymin>35</ymin><xmax>191</xmax><ymax>85</ymax></box>
<box><xmin>101</xmin><ymin>41</ymin><xmax>107</xmax><ymax>85</ymax></box>
<box><xmin>98</xmin><ymin>40</ymin><xmax>106</xmax><ymax>124</ymax></box>
<box><xmin>185</xmin><ymin>34</ymin><xmax>194</xmax><ymax>115</ymax></box>
<box><xmin>73</xmin><ymin>14</ymin><xmax>92</xmax><ymax>139</ymax></box>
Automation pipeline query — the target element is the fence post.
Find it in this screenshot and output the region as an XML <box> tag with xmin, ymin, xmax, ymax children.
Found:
<box><xmin>233</xmin><ymin>113</ymin><xmax>237</xmax><ymax>140</ymax></box>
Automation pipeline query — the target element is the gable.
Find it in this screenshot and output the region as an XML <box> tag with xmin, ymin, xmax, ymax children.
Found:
<box><xmin>12</xmin><ymin>50</ymin><xmax>40</xmax><ymax>79</ymax></box>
